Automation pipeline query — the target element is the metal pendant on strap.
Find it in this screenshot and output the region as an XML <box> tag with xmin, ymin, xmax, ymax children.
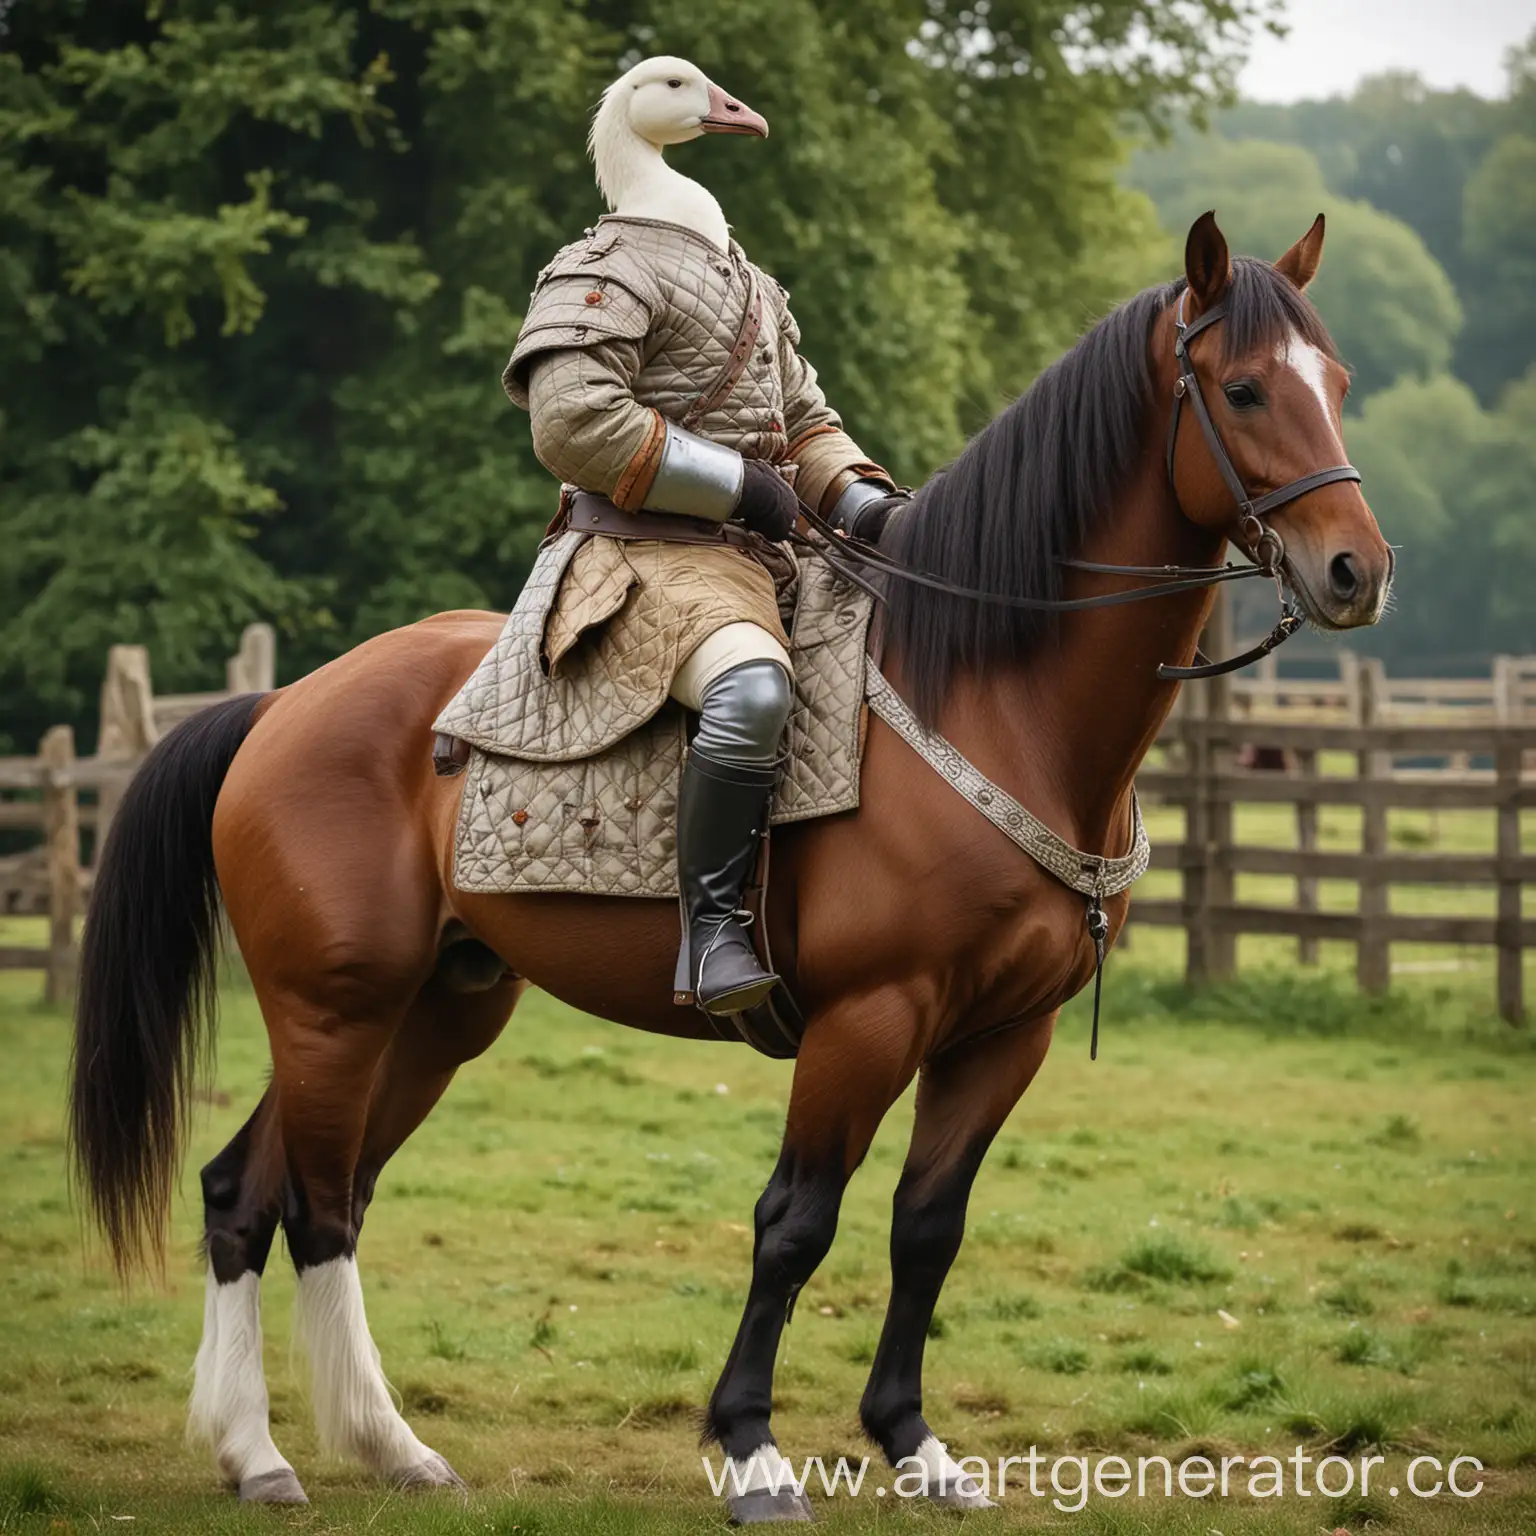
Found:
<box><xmin>1086</xmin><ymin>895</ymin><xmax>1109</xmax><ymax>1061</ymax></box>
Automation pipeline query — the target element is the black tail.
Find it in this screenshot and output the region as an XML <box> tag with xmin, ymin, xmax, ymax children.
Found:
<box><xmin>69</xmin><ymin>693</ymin><xmax>262</xmax><ymax>1277</ymax></box>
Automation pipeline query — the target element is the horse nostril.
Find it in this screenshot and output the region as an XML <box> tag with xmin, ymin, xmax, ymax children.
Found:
<box><xmin>1328</xmin><ymin>551</ymin><xmax>1360</xmax><ymax>602</ymax></box>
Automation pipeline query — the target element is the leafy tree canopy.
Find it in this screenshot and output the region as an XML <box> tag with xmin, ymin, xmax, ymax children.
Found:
<box><xmin>1</xmin><ymin>0</ymin><xmax>1270</xmax><ymax>752</ymax></box>
<box><xmin>1346</xmin><ymin>369</ymin><xmax>1536</xmax><ymax>667</ymax></box>
<box><xmin>1128</xmin><ymin>134</ymin><xmax>1463</xmax><ymax>397</ymax></box>
<box><xmin>1197</xmin><ymin>34</ymin><xmax>1536</xmax><ymax>404</ymax></box>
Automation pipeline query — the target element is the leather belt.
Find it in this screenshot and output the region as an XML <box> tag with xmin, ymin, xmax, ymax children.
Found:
<box><xmin>565</xmin><ymin>489</ymin><xmax>734</xmax><ymax>547</ymax></box>
<box><xmin>565</xmin><ymin>488</ymin><xmax>778</xmax><ymax>552</ymax></box>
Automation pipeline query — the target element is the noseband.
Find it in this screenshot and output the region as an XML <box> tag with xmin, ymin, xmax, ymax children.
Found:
<box><xmin>796</xmin><ymin>286</ymin><xmax>1363</xmax><ymax>681</ymax></box>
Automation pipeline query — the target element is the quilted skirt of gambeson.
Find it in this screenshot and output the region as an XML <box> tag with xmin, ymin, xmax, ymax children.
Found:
<box><xmin>542</xmin><ymin>534</ymin><xmax>791</xmax><ymax>716</ymax></box>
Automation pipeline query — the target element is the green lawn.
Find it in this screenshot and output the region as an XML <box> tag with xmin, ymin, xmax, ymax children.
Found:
<box><xmin>1</xmin><ymin>917</ymin><xmax>1534</xmax><ymax>1534</ymax></box>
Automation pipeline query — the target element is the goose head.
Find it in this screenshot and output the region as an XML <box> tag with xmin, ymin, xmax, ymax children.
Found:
<box><xmin>589</xmin><ymin>57</ymin><xmax>768</xmax><ymax>246</ymax></box>
<box><xmin>604</xmin><ymin>55</ymin><xmax>769</xmax><ymax>149</ymax></box>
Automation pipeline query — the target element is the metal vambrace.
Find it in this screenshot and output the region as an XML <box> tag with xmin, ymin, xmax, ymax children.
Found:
<box><xmin>643</xmin><ymin>421</ymin><xmax>745</xmax><ymax>522</ymax></box>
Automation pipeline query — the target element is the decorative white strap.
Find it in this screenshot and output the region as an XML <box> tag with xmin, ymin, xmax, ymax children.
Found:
<box><xmin>863</xmin><ymin>666</ymin><xmax>1150</xmax><ymax>898</ymax></box>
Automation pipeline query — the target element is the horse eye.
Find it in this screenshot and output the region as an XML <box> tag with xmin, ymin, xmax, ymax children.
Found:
<box><xmin>1223</xmin><ymin>381</ymin><xmax>1263</xmax><ymax>411</ymax></box>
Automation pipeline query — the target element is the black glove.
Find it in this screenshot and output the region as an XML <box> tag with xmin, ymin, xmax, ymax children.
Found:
<box><xmin>736</xmin><ymin>458</ymin><xmax>800</xmax><ymax>542</ymax></box>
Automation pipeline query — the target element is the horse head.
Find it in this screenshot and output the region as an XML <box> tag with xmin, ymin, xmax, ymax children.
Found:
<box><xmin>1169</xmin><ymin>211</ymin><xmax>1394</xmax><ymax>631</ymax></box>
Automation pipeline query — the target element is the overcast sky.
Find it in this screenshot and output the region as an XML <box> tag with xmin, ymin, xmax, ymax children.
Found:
<box><xmin>1239</xmin><ymin>0</ymin><xmax>1534</xmax><ymax>102</ymax></box>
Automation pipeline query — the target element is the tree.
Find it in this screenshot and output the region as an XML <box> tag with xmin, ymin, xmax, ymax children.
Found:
<box><xmin>1128</xmin><ymin>134</ymin><xmax>1463</xmax><ymax>397</ymax></box>
<box><xmin>1218</xmin><ymin>74</ymin><xmax>1500</xmax><ymax>286</ymax></box>
<box><xmin>1486</xmin><ymin>367</ymin><xmax>1536</xmax><ymax>645</ymax></box>
<box><xmin>1344</xmin><ymin>372</ymin><xmax>1536</xmax><ymax>667</ymax></box>
<box><xmin>0</xmin><ymin>0</ymin><xmax>1282</xmax><ymax>753</ymax></box>
<box><xmin>1458</xmin><ymin>133</ymin><xmax>1536</xmax><ymax>402</ymax></box>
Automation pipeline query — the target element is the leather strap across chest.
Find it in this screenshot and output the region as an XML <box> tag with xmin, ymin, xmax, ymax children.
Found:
<box><xmin>679</xmin><ymin>263</ymin><xmax>762</xmax><ymax>430</ymax></box>
<box><xmin>864</xmin><ymin>666</ymin><xmax>1149</xmax><ymax>899</ymax></box>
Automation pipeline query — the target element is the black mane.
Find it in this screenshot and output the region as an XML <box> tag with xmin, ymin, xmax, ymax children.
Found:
<box><xmin>882</xmin><ymin>257</ymin><xmax>1339</xmax><ymax>722</ymax></box>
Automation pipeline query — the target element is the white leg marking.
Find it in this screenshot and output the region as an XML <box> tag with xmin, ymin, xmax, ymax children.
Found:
<box><xmin>912</xmin><ymin>1434</ymin><xmax>995</xmax><ymax>1508</ymax></box>
<box><xmin>187</xmin><ymin>1268</ymin><xmax>295</xmax><ymax>1485</ymax></box>
<box><xmin>729</xmin><ymin>1441</ymin><xmax>797</xmax><ymax>1495</ymax></box>
<box><xmin>294</xmin><ymin>1255</ymin><xmax>439</xmax><ymax>1479</ymax></box>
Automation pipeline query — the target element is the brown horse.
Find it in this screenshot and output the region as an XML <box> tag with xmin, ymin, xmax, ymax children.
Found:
<box><xmin>69</xmin><ymin>214</ymin><xmax>1391</xmax><ymax>1519</ymax></box>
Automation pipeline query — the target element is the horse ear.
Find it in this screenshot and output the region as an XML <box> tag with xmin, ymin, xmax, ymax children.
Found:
<box><xmin>1275</xmin><ymin>213</ymin><xmax>1326</xmax><ymax>290</ymax></box>
<box><xmin>1184</xmin><ymin>211</ymin><xmax>1232</xmax><ymax>311</ymax></box>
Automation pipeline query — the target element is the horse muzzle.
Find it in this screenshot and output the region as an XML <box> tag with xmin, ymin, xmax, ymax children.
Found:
<box><xmin>1284</xmin><ymin>537</ymin><xmax>1394</xmax><ymax>631</ymax></box>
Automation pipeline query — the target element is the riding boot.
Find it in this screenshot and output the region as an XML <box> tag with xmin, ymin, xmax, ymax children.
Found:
<box><xmin>674</xmin><ymin>746</ymin><xmax>781</xmax><ymax>1015</ymax></box>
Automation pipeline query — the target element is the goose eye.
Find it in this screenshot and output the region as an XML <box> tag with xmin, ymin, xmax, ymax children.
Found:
<box><xmin>667</xmin><ymin>78</ymin><xmax>683</xmax><ymax>88</ymax></box>
<box><xmin>1223</xmin><ymin>380</ymin><xmax>1264</xmax><ymax>411</ymax></box>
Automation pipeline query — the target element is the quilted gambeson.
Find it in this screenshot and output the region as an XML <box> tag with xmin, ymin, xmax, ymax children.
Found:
<box><xmin>443</xmin><ymin>551</ymin><xmax>875</xmax><ymax>897</ymax></box>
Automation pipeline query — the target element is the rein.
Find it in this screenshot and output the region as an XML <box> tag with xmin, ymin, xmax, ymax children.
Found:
<box><xmin>794</xmin><ymin>288</ymin><xmax>1362</xmax><ymax>683</ymax></box>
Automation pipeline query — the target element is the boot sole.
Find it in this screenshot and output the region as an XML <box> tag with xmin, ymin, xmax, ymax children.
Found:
<box><xmin>699</xmin><ymin>975</ymin><xmax>780</xmax><ymax>1016</ymax></box>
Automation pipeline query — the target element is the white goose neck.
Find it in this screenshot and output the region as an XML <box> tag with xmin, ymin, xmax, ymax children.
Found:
<box><xmin>594</xmin><ymin>132</ymin><xmax>730</xmax><ymax>253</ymax></box>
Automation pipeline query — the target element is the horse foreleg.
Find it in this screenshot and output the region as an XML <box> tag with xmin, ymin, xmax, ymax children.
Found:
<box><xmin>859</xmin><ymin>1014</ymin><xmax>1056</xmax><ymax>1508</ymax></box>
<box><xmin>189</xmin><ymin>1091</ymin><xmax>305</xmax><ymax>1503</ymax></box>
<box><xmin>705</xmin><ymin>999</ymin><xmax>920</xmax><ymax>1523</ymax></box>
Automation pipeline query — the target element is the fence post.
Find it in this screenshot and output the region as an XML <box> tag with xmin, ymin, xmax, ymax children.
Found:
<box><xmin>96</xmin><ymin>643</ymin><xmax>157</xmax><ymax>856</ymax></box>
<box><xmin>1493</xmin><ymin>655</ymin><xmax>1517</xmax><ymax>725</ymax></box>
<box><xmin>1338</xmin><ymin>649</ymin><xmax>1361</xmax><ymax>726</ymax></box>
<box><xmin>1495</xmin><ymin>738</ymin><xmax>1525</xmax><ymax>1026</ymax></box>
<box><xmin>1356</xmin><ymin>658</ymin><xmax>1391</xmax><ymax>993</ymax></box>
<box><xmin>40</xmin><ymin>725</ymin><xmax>79</xmax><ymax>1005</ymax></box>
<box><xmin>1295</xmin><ymin>746</ymin><xmax>1319</xmax><ymax>964</ymax></box>
<box><xmin>227</xmin><ymin>622</ymin><xmax>277</xmax><ymax>694</ymax></box>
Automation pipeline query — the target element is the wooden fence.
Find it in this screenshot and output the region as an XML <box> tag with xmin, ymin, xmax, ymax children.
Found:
<box><xmin>0</xmin><ymin>624</ymin><xmax>275</xmax><ymax>996</ymax></box>
<box><xmin>2</xmin><ymin>623</ymin><xmax>1530</xmax><ymax>1022</ymax></box>
<box><xmin>1231</xmin><ymin>650</ymin><xmax>1536</xmax><ymax>728</ymax></box>
<box><xmin>1133</xmin><ymin>654</ymin><xmax>1533</xmax><ymax>1024</ymax></box>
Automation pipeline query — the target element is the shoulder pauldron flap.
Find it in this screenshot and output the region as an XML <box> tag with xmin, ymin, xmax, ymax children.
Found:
<box><xmin>503</xmin><ymin>228</ymin><xmax>658</xmax><ymax>406</ymax></box>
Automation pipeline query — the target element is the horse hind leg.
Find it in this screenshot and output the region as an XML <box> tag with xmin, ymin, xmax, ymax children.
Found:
<box><xmin>188</xmin><ymin>1090</ymin><xmax>306</xmax><ymax>1504</ymax></box>
<box><xmin>281</xmin><ymin>973</ymin><xmax>519</xmax><ymax>1489</ymax></box>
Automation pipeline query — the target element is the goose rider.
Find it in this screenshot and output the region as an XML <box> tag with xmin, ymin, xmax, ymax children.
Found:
<box><xmin>502</xmin><ymin>57</ymin><xmax>904</xmax><ymax>1016</ymax></box>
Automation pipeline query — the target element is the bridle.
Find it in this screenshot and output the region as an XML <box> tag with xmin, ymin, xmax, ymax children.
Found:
<box><xmin>796</xmin><ymin>286</ymin><xmax>1364</xmax><ymax>681</ymax></box>
<box><xmin>1148</xmin><ymin>291</ymin><xmax>1361</xmax><ymax>674</ymax></box>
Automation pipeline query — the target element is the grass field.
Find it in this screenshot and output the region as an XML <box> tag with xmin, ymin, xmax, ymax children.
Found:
<box><xmin>1</xmin><ymin>909</ymin><xmax>1534</xmax><ymax>1534</ymax></box>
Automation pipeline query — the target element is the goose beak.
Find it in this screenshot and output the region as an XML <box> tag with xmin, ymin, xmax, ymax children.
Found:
<box><xmin>701</xmin><ymin>80</ymin><xmax>769</xmax><ymax>138</ymax></box>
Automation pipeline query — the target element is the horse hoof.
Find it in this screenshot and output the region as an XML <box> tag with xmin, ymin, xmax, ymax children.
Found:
<box><xmin>727</xmin><ymin>1487</ymin><xmax>815</xmax><ymax>1523</ymax></box>
<box><xmin>238</xmin><ymin>1468</ymin><xmax>308</xmax><ymax>1505</ymax></box>
<box><xmin>395</xmin><ymin>1451</ymin><xmax>467</xmax><ymax>1492</ymax></box>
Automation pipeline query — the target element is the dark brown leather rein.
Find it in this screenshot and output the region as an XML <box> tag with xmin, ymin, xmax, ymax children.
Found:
<box><xmin>795</xmin><ymin>291</ymin><xmax>1362</xmax><ymax>682</ymax></box>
